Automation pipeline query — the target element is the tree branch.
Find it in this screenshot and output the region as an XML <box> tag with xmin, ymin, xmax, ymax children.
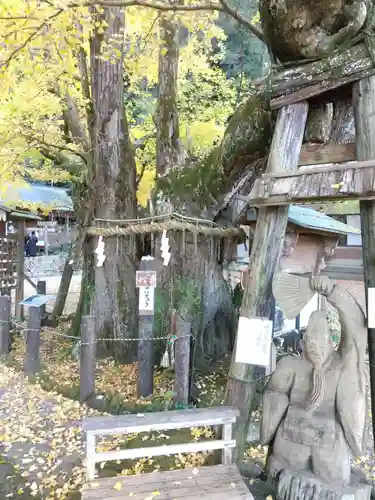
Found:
<box><xmin>82</xmin><ymin>0</ymin><xmax>265</xmax><ymax>42</ymax></box>
<box><xmin>23</xmin><ymin>132</ymin><xmax>89</xmax><ymax>164</ymax></box>
<box><xmin>218</xmin><ymin>0</ymin><xmax>265</xmax><ymax>41</ymax></box>
<box><xmin>136</xmin><ymin>162</ymin><xmax>148</xmax><ymax>188</ymax></box>
<box><xmin>0</xmin><ymin>9</ymin><xmax>63</xmax><ymax>69</ymax></box>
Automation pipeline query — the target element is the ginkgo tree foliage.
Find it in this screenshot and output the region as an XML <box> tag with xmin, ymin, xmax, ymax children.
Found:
<box><xmin>0</xmin><ymin>0</ymin><xmax>263</xmax><ymax>358</ymax></box>
<box><xmin>0</xmin><ymin>0</ymin><xmax>245</xmax><ymax>202</ymax></box>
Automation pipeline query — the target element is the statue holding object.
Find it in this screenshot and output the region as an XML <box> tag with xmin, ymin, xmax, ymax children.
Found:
<box><xmin>262</xmin><ymin>274</ymin><xmax>371</xmax><ymax>500</ymax></box>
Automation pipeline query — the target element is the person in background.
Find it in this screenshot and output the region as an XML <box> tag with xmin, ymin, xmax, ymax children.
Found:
<box><xmin>25</xmin><ymin>234</ymin><xmax>30</xmax><ymax>256</ymax></box>
<box><xmin>26</xmin><ymin>231</ymin><xmax>38</xmax><ymax>257</ymax></box>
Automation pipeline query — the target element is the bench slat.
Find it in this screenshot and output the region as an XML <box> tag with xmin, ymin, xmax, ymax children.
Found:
<box><xmin>82</xmin><ymin>464</ymin><xmax>253</xmax><ymax>499</ymax></box>
<box><xmin>91</xmin><ymin>439</ymin><xmax>236</xmax><ymax>462</ymax></box>
<box><xmin>83</xmin><ymin>407</ymin><xmax>239</xmax><ymax>435</ymax></box>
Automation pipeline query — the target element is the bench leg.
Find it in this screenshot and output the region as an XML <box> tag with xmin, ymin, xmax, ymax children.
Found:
<box><xmin>222</xmin><ymin>423</ymin><xmax>233</xmax><ymax>465</ymax></box>
<box><xmin>86</xmin><ymin>432</ymin><xmax>96</xmax><ymax>481</ymax></box>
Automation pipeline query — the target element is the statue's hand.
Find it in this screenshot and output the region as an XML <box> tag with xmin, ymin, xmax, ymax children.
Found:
<box><xmin>310</xmin><ymin>275</ymin><xmax>334</xmax><ymax>296</ymax></box>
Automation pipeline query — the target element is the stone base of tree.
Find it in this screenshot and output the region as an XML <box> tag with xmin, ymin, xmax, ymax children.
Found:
<box><xmin>270</xmin><ymin>467</ymin><xmax>372</xmax><ymax>500</ymax></box>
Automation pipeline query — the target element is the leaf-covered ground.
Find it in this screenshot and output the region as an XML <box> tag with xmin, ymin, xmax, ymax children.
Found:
<box><xmin>1</xmin><ymin>328</ymin><xmax>268</xmax><ymax>499</ymax></box>
<box><xmin>3</xmin><ymin>325</ymin><xmax>374</xmax><ymax>499</ymax></box>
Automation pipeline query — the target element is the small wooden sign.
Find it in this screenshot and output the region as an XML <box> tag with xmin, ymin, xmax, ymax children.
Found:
<box><xmin>136</xmin><ymin>270</ymin><xmax>157</xmax><ymax>288</ymax></box>
<box><xmin>235</xmin><ymin>316</ymin><xmax>273</xmax><ymax>367</ymax></box>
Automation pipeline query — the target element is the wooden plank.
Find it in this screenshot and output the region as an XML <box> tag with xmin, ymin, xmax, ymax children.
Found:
<box><xmin>82</xmin><ymin>464</ymin><xmax>253</xmax><ymax>499</ymax></box>
<box><xmin>248</xmin><ymin>164</ymin><xmax>375</xmax><ymax>206</ymax></box>
<box><xmin>90</xmin><ymin>438</ymin><xmax>236</xmax><ymax>463</ymax></box>
<box><xmin>353</xmin><ymin>75</ymin><xmax>375</xmax><ymax>451</ymax></box>
<box><xmin>270</xmin><ymin>66</ymin><xmax>375</xmax><ymax>109</ymax></box>
<box><xmin>83</xmin><ymin>407</ymin><xmax>239</xmax><ymax>434</ymax></box>
<box><xmin>264</xmin><ymin>159</ymin><xmax>375</xmax><ymax>179</ymax></box>
<box><xmin>83</xmin><ymin>463</ymin><xmax>236</xmax><ymax>490</ymax></box>
<box><xmin>222</xmin><ymin>423</ymin><xmax>233</xmax><ymax>465</ymax></box>
<box><xmin>225</xmin><ymin>101</ymin><xmax>309</xmax><ymax>465</ymax></box>
<box><xmin>298</xmin><ymin>143</ymin><xmax>356</xmax><ymax>166</ymax></box>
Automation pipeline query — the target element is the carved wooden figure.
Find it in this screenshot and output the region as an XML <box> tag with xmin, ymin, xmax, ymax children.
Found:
<box><xmin>262</xmin><ymin>275</ymin><xmax>371</xmax><ymax>500</ymax></box>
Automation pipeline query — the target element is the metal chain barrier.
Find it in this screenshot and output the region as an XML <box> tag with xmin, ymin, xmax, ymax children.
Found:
<box><xmin>2</xmin><ymin>318</ymin><xmax>190</xmax><ymax>346</ymax></box>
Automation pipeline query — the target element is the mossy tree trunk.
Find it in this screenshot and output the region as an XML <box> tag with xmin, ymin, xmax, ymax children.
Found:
<box><xmin>155</xmin><ymin>16</ymin><xmax>236</xmax><ymax>368</ymax></box>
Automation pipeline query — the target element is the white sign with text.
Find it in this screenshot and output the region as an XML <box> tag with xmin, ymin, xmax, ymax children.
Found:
<box><xmin>138</xmin><ymin>286</ymin><xmax>155</xmax><ymax>313</ymax></box>
<box><xmin>235</xmin><ymin>316</ymin><xmax>273</xmax><ymax>367</ymax></box>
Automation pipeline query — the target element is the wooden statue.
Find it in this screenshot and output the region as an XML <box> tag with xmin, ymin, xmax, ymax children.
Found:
<box><xmin>262</xmin><ymin>275</ymin><xmax>371</xmax><ymax>499</ymax></box>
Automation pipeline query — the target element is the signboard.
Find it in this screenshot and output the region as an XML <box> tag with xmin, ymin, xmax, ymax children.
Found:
<box><xmin>136</xmin><ymin>270</ymin><xmax>157</xmax><ymax>288</ymax></box>
<box><xmin>139</xmin><ymin>286</ymin><xmax>155</xmax><ymax>315</ymax></box>
<box><xmin>20</xmin><ymin>294</ymin><xmax>56</xmax><ymax>307</ymax></box>
<box><xmin>368</xmin><ymin>287</ymin><xmax>375</xmax><ymax>328</ymax></box>
<box><xmin>235</xmin><ymin>317</ymin><xmax>273</xmax><ymax>367</ymax></box>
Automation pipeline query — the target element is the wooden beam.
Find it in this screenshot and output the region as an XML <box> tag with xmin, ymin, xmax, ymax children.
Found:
<box><xmin>247</xmin><ymin>162</ymin><xmax>375</xmax><ymax>206</ymax></box>
<box><xmin>299</xmin><ymin>143</ymin><xmax>356</xmax><ymax>166</ymax></box>
<box><xmin>225</xmin><ymin>101</ymin><xmax>309</xmax><ymax>465</ymax></box>
<box><xmin>353</xmin><ymin>75</ymin><xmax>375</xmax><ymax>450</ymax></box>
<box><xmin>270</xmin><ymin>69</ymin><xmax>375</xmax><ymax>109</ymax></box>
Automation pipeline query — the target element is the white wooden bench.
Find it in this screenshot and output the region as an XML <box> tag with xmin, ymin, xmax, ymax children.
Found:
<box><xmin>81</xmin><ymin>406</ymin><xmax>254</xmax><ymax>499</ymax></box>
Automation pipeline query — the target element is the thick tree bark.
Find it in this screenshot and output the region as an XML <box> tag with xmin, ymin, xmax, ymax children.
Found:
<box><xmin>88</xmin><ymin>5</ymin><xmax>139</xmax><ymax>361</ymax></box>
<box><xmin>155</xmin><ymin>16</ymin><xmax>236</xmax><ymax>367</ymax></box>
<box><xmin>225</xmin><ymin>102</ymin><xmax>309</xmax><ymax>466</ymax></box>
<box><xmin>156</xmin><ymin>17</ymin><xmax>186</xmax><ymax>177</ymax></box>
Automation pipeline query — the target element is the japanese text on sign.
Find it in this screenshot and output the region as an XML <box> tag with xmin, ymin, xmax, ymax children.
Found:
<box><xmin>139</xmin><ymin>286</ymin><xmax>155</xmax><ymax>314</ymax></box>
<box><xmin>235</xmin><ymin>317</ymin><xmax>273</xmax><ymax>367</ymax></box>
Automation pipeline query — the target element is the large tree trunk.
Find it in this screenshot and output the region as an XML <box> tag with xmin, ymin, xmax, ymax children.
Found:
<box><xmin>85</xmin><ymin>5</ymin><xmax>139</xmax><ymax>361</ymax></box>
<box><xmin>156</xmin><ymin>17</ymin><xmax>185</xmax><ymax>177</ymax></box>
<box><xmin>155</xmin><ymin>16</ymin><xmax>236</xmax><ymax>368</ymax></box>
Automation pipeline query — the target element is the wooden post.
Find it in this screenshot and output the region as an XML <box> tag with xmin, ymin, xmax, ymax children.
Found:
<box><xmin>44</xmin><ymin>227</ymin><xmax>49</xmax><ymax>256</ymax></box>
<box><xmin>80</xmin><ymin>315</ymin><xmax>96</xmax><ymax>403</ymax></box>
<box><xmin>15</xmin><ymin>219</ymin><xmax>25</xmax><ymax>321</ymax></box>
<box><xmin>225</xmin><ymin>102</ymin><xmax>309</xmax><ymax>465</ymax></box>
<box><xmin>37</xmin><ymin>280</ymin><xmax>46</xmax><ymax>321</ymax></box>
<box><xmin>137</xmin><ymin>257</ymin><xmax>156</xmax><ymax>398</ymax></box>
<box><xmin>24</xmin><ymin>306</ymin><xmax>41</xmax><ymax>375</ymax></box>
<box><xmin>0</xmin><ymin>296</ymin><xmax>11</xmax><ymax>355</ymax></box>
<box><xmin>174</xmin><ymin>311</ymin><xmax>191</xmax><ymax>406</ymax></box>
<box><xmin>353</xmin><ymin>76</ymin><xmax>375</xmax><ymax>448</ymax></box>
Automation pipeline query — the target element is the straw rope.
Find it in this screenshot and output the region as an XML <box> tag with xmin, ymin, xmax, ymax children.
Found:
<box><xmin>87</xmin><ymin>220</ymin><xmax>243</xmax><ymax>238</ymax></box>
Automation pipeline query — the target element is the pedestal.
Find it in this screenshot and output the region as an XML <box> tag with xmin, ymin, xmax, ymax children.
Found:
<box><xmin>271</xmin><ymin>469</ymin><xmax>371</xmax><ymax>500</ymax></box>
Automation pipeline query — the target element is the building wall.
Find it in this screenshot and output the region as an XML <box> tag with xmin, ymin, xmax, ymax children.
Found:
<box><xmin>346</xmin><ymin>214</ymin><xmax>362</xmax><ymax>246</ymax></box>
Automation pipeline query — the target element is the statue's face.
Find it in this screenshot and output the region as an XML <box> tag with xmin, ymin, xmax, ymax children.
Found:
<box><xmin>304</xmin><ymin>311</ymin><xmax>334</xmax><ymax>367</ymax></box>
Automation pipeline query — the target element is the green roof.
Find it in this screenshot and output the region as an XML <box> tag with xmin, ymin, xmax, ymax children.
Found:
<box><xmin>2</xmin><ymin>182</ymin><xmax>73</xmax><ymax>212</ymax></box>
<box><xmin>288</xmin><ymin>205</ymin><xmax>360</xmax><ymax>235</ymax></box>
